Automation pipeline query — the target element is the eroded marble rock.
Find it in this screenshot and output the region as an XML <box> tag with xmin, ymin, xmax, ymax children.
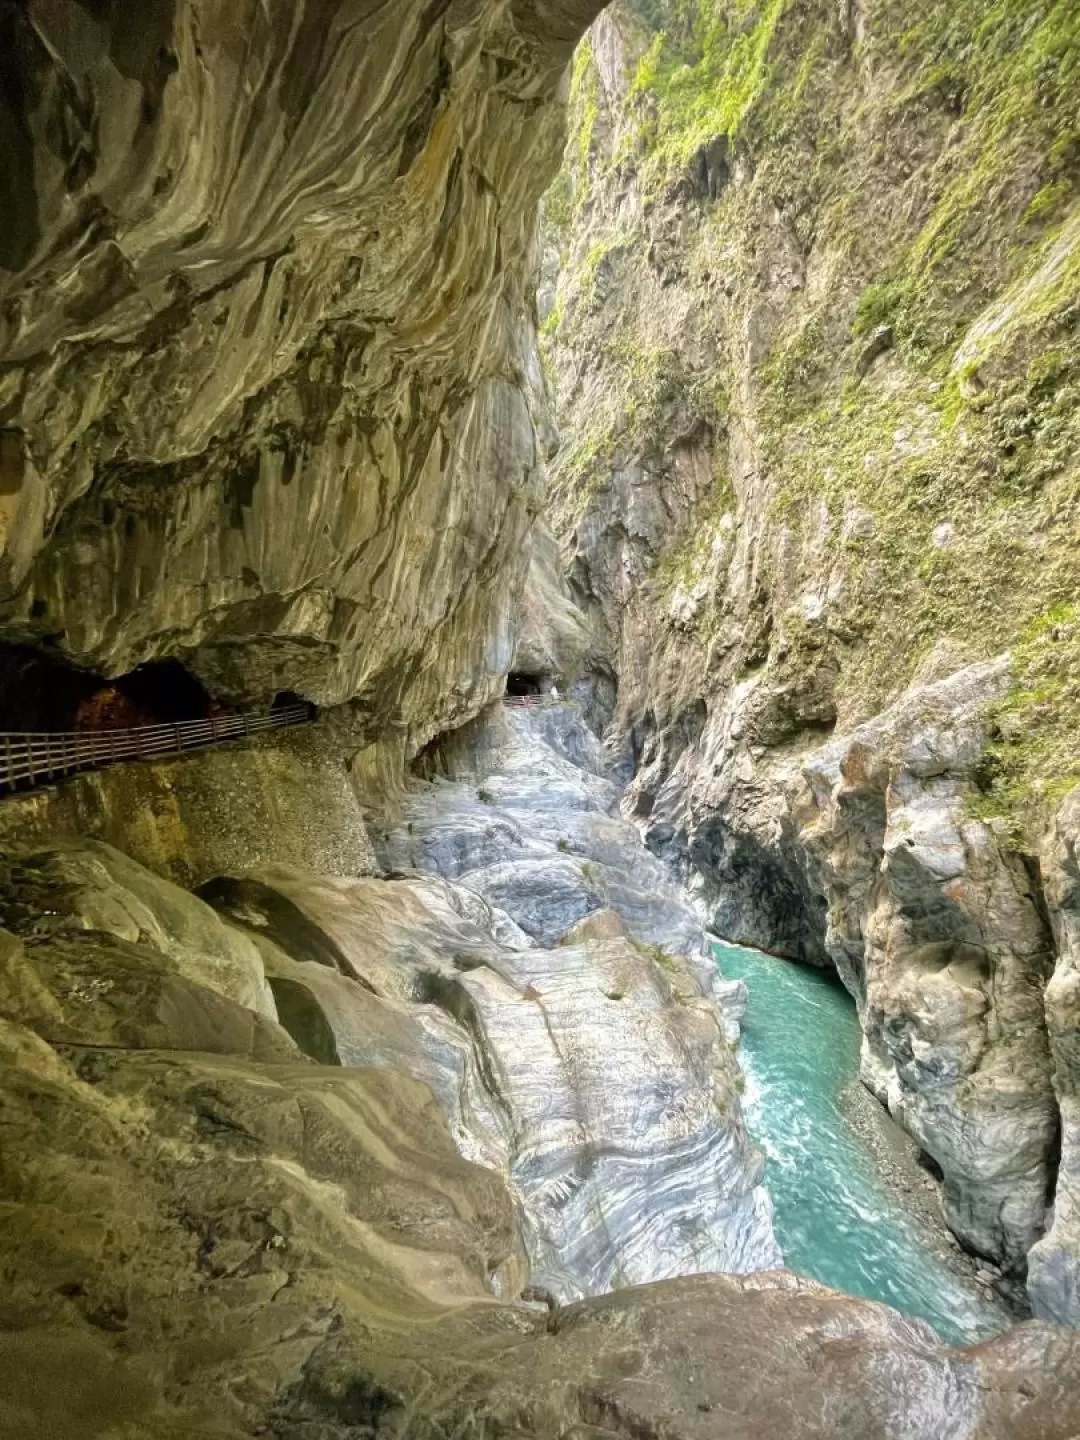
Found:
<box><xmin>0</xmin><ymin>0</ymin><xmax>603</xmax><ymax>742</ymax></box>
<box><xmin>0</xmin><ymin>838</ymin><xmax>275</xmax><ymax>1016</ymax></box>
<box><xmin>653</xmin><ymin>661</ymin><xmax>1059</xmax><ymax>1284</ymax></box>
<box><xmin>2</xmin><ymin>861</ymin><xmax>1079</xmax><ymax>1438</ymax></box>
<box><xmin>388</xmin><ymin>701</ymin><xmax>715</xmax><ymax>963</ymax></box>
<box><xmin>201</xmin><ymin>858</ymin><xmax>780</xmax><ymax>1297</ymax></box>
<box><xmin>1029</xmin><ymin>786</ymin><xmax>1080</xmax><ymax>1323</ymax></box>
<box><xmin>513</xmin><ymin>519</ymin><xmax>591</xmax><ymax>682</ymax></box>
<box><xmin>790</xmin><ymin>663</ymin><xmax>1058</xmax><ymax>1274</ymax></box>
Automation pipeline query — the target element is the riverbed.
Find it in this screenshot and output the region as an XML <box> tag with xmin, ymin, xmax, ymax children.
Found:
<box><xmin>715</xmin><ymin>939</ymin><xmax>1011</xmax><ymax>1345</ymax></box>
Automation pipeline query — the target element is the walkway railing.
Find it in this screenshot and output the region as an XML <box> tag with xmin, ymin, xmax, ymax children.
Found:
<box><xmin>502</xmin><ymin>695</ymin><xmax>562</xmax><ymax>709</ymax></box>
<box><xmin>0</xmin><ymin>703</ymin><xmax>314</xmax><ymax>794</ymax></box>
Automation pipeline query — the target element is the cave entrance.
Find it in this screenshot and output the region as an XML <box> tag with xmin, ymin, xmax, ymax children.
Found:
<box><xmin>271</xmin><ymin>689</ymin><xmax>305</xmax><ymax>711</ymax></box>
<box><xmin>0</xmin><ymin>647</ymin><xmax>225</xmax><ymax>734</ymax></box>
<box><xmin>0</xmin><ymin>646</ymin><xmax>103</xmax><ymax>732</ymax></box>
<box><xmin>74</xmin><ymin>660</ymin><xmax>221</xmax><ymax>731</ymax></box>
<box><xmin>505</xmin><ymin>672</ymin><xmax>544</xmax><ymax>697</ymax></box>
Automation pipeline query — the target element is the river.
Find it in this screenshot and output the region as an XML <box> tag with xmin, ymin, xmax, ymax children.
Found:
<box><xmin>715</xmin><ymin>938</ymin><xmax>1010</xmax><ymax>1345</ymax></box>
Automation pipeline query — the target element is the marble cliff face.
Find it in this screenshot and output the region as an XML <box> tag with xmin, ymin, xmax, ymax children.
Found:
<box><xmin>541</xmin><ymin>0</ymin><xmax>1080</xmax><ymax>1321</ymax></box>
<box><xmin>0</xmin><ymin>0</ymin><xmax>600</xmax><ymax>740</ymax></box>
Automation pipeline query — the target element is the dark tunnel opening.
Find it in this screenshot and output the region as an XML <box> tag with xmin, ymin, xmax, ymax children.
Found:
<box><xmin>0</xmin><ymin>647</ymin><xmax>103</xmax><ymax>732</ymax></box>
<box><xmin>0</xmin><ymin>647</ymin><xmax>225</xmax><ymax>733</ymax></box>
<box><xmin>505</xmin><ymin>671</ymin><xmax>544</xmax><ymax>697</ymax></box>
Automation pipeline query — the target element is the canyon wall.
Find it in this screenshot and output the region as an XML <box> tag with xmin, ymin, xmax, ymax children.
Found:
<box><xmin>0</xmin><ymin>0</ymin><xmax>601</xmax><ymax>746</ymax></box>
<box><xmin>3</xmin><ymin>2</ymin><xmax>1080</xmax><ymax>1431</ymax></box>
<box><xmin>541</xmin><ymin>0</ymin><xmax>1080</xmax><ymax>1316</ymax></box>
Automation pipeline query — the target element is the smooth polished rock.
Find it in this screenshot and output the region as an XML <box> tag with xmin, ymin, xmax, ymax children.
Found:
<box><xmin>0</xmin><ymin>838</ymin><xmax>1076</xmax><ymax>1433</ymax></box>
<box><xmin>0</xmin><ymin>839</ymin><xmax>275</xmax><ymax>1017</ymax></box>
<box><xmin>385</xmin><ymin>701</ymin><xmax>714</xmax><ymax>964</ymax></box>
<box><xmin>2</xmin><ymin>992</ymin><xmax>1078</xmax><ymax>1438</ymax></box>
<box><xmin>0</xmin><ymin>925</ymin><xmax>298</xmax><ymax>1063</ymax></box>
<box><xmin>513</xmin><ymin>519</ymin><xmax>591</xmax><ymax>682</ymax></box>
<box><xmin>202</xmin><ymin>859</ymin><xmax>781</xmax><ymax>1299</ymax></box>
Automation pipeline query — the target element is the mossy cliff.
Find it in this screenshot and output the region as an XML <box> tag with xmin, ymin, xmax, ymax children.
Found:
<box><xmin>541</xmin><ymin>0</ymin><xmax>1080</xmax><ymax>1319</ymax></box>
<box><xmin>546</xmin><ymin>0</ymin><xmax>1079</xmax><ymax>795</ymax></box>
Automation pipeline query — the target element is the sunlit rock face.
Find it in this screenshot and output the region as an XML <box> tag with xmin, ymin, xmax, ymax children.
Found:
<box><xmin>0</xmin><ymin>0</ymin><xmax>602</xmax><ymax>735</ymax></box>
<box><xmin>790</xmin><ymin>663</ymin><xmax>1058</xmax><ymax>1276</ymax></box>
<box><xmin>626</xmin><ymin>658</ymin><xmax>1060</xmax><ymax>1284</ymax></box>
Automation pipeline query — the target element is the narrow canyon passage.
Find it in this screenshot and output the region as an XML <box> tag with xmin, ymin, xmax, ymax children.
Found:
<box><xmin>2</xmin><ymin>0</ymin><xmax>1080</xmax><ymax>1432</ymax></box>
<box><xmin>389</xmin><ymin>695</ymin><xmax>1015</xmax><ymax>1342</ymax></box>
<box><xmin>716</xmin><ymin>941</ymin><xmax>1011</xmax><ymax>1344</ymax></box>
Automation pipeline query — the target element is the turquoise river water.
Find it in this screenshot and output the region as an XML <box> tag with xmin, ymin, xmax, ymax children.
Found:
<box><xmin>715</xmin><ymin>939</ymin><xmax>1007</xmax><ymax>1345</ymax></box>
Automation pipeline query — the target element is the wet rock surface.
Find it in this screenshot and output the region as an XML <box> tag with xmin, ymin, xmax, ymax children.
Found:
<box><xmin>838</xmin><ymin>1079</ymin><xmax>1021</xmax><ymax>1320</ymax></box>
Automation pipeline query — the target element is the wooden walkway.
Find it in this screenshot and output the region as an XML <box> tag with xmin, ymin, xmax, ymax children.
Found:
<box><xmin>0</xmin><ymin>702</ymin><xmax>314</xmax><ymax>795</ymax></box>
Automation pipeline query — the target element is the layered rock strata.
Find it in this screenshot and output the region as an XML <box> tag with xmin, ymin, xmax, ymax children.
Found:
<box><xmin>375</xmin><ymin>699</ymin><xmax>778</xmax><ymax>1288</ymax></box>
<box><xmin>0</xmin><ymin>0</ymin><xmax>603</xmax><ymax>744</ymax></box>
<box><xmin>3</xmin><ymin>830</ymin><xmax>1080</xmax><ymax>1437</ymax></box>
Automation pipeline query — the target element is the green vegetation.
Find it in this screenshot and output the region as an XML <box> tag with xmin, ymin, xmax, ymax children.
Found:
<box><xmin>635</xmin><ymin>940</ymin><xmax>695</xmax><ymax>1004</ymax></box>
<box><xmin>895</xmin><ymin>0</ymin><xmax>1080</xmax><ymax>274</ymax></box>
<box><xmin>973</xmin><ymin>603</ymin><xmax>1080</xmax><ymax>818</ymax></box>
<box><xmin>627</xmin><ymin>0</ymin><xmax>791</xmax><ymax>181</ymax></box>
<box><xmin>743</xmin><ymin>0</ymin><xmax>1080</xmax><ymax>803</ymax></box>
<box><xmin>541</xmin><ymin>0</ymin><xmax>1080</xmax><ymax>823</ymax></box>
<box><xmin>546</xmin><ymin>37</ymin><xmax>602</xmax><ymax>243</ymax></box>
<box><xmin>644</xmin><ymin>941</ymin><xmax>677</xmax><ymax>973</ymax></box>
<box><xmin>649</xmin><ymin>463</ymin><xmax>735</xmax><ymax>623</ymax></box>
<box><xmin>851</xmin><ymin>281</ymin><xmax>911</xmax><ymax>340</ymax></box>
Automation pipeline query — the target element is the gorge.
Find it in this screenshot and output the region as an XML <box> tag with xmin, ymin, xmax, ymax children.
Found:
<box><xmin>1</xmin><ymin>0</ymin><xmax>1080</xmax><ymax>1435</ymax></box>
